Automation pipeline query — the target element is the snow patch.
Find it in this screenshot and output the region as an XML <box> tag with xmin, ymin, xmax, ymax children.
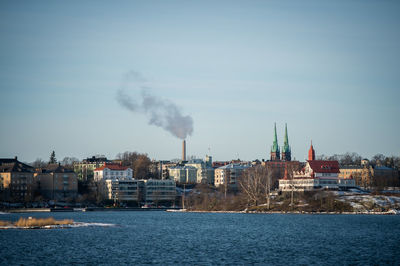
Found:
<box><xmin>0</xmin><ymin>222</ymin><xmax>117</xmax><ymax>230</ymax></box>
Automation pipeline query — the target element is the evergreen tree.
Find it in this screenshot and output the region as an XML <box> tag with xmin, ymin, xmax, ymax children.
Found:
<box><xmin>49</xmin><ymin>151</ymin><xmax>57</xmax><ymax>164</ymax></box>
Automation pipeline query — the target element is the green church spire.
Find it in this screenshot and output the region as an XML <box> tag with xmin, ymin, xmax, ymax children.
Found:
<box><xmin>271</xmin><ymin>123</ymin><xmax>280</xmax><ymax>153</ymax></box>
<box><xmin>283</xmin><ymin>123</ymin><xmax>290</xmax><ymax>153</ymax></box>
<box><xmin>282</xmin><ymin>123</ymin><xmax>291</xmax><ymax>161</ymax></box>
<box><xmin>270</xmin><ymin>123</ymin><xmax>281</xmax><ymax>161</ymax></box>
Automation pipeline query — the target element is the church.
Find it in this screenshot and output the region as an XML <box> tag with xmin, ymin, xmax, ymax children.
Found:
<box><xmin>263</xmin><ymin>123</ymin><xmax>300</xmax><ymax>188</ymax></box>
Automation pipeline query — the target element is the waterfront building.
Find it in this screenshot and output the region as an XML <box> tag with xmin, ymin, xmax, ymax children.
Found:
<box><xmin>103</xmin><ymin>179</ymin><xmax>175</xmax><ymax>204</ymax></box>
<box><xmin>143</xmin><ymin>179</ymin><xmax>176</xmax><ymax>205</ymax></box>
<box><xmin>104</xmin><ymin>179</ymin><xmax>141</xmax><ymax>202</ymax></box>
<box><xmin>73</xmin><ymin>155</ymin><xmax>111</xmax><ymax>180</ymax></box>
<box><xmin>0</xmin><ymin>157</ymin><xmax>35</xmax><ymax>202</ymax></box>
<box><xmin>93</xmin><ymin>163</ymin><xmax>133</xmax><ymax>181</ymax></box>
<box><xmin>279</xmin><ymin>142</ymin><xmax>356</xmax><ymax>191</ymax></box>
<box><xmin>214</xmin><ymin>163</ymin><xmax>251</xmax><ymax>189</ymax></box>
<box><xmin>34</xmin><ymin>164</ymin><xmax>78</xmax><ymax>200</ymax></box>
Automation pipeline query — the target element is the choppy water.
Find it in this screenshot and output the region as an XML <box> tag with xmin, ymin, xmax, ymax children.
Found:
<box><xmin>1</xmin><ymin>211</ymin><xmax>399</xmax><ymax>265</ymax></box>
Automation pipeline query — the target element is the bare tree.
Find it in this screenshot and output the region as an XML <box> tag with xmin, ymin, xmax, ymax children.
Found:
<box><xmin>31</xmin><ymin>158</ymin><xmax>47</xmax><ymax>168</ymax></box>
<box><xmin>339</xmin><ymin>152</ymin><xmax>362</xmax><ymax>166</ymax></box>
<box><xmin>116</xmin><ymin>151</ymin><xmax>151</xmax><ymax>179</ymax></box>
<box><xmin>319</xmin><ymin>152</ymin><xmax>362</xmax><ymax>166</ymax></box>
<box><xmin>371</xmin><ymin>154</ymin><xmax>385</xmax><ymax>167</ymax></box>
<box><xmin>239</xmin><ymin>165</ymin><xmax>271</xmax><ymax>207</ymax></box>
<box><xmin>61</xmin><ymin>157</ymin><xmax>79</xmax><ymax>168</ymax></box>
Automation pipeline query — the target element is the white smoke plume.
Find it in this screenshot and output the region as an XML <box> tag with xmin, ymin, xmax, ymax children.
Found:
<box><xmin>116</xmin><ymin>71</ymin><xmax>193</xmax><ymax>140</ymax></box>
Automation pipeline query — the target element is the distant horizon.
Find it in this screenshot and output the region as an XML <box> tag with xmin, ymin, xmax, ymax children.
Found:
<box><xmin>3</xmin><ymin>142</ymin><xmax>397</xmax><ymax>165</ymax></box>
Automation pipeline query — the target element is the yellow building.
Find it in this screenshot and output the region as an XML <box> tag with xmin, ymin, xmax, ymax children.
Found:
<box><xmin>340</xmin><ymin>160</ymin><xmax>399</xmax><ymax>188</ymax></box>
<box><xmin>34</xmin><ymin>164</ymin><xmax>78</xmax><ymax>200</ymax></box>
<box><xmin>0</xmin><ymin>157</ymin><xmax>35</xmax><ymax>202</ymax></box>
<box><xmin>339</xmin><ymin>166</ymin><xmax>364</xmax><ymax>179</ymax></box>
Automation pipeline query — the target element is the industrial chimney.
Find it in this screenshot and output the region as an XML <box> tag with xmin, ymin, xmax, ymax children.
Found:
<box><xmin>182</xmin><ymin>140</ymin><xmax>186</xmax><ymax>161</ymax></box>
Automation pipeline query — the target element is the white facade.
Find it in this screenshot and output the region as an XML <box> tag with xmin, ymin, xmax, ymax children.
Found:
<box><xmin>279</xmin><ymin>178</ymin><xmax>341</xmax><ymax>191</ymax></box>
<box><xmin>279</xmin><ymin>160</ymin><xmax>356</xmax><ymax>191</ymax></box>
<box><xmin>214</xmin><ymin>163</ymin><xmax>251</xmax><ymax>188</ymax></box>
<box><xmin>94</xmin><ymin>164</ymin><xmax>133</xmax><ymax>181</ymax></box>
<box><xmin>168</xmin><ymin>165</ymin><xmax>197</xmax><ymax>183</ymax></box>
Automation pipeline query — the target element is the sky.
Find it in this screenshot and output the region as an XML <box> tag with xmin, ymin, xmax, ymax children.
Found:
<box><xmin>1</xmin><ymin>0</ymin><xmax>399</xmax><ymax>163</ymax></box>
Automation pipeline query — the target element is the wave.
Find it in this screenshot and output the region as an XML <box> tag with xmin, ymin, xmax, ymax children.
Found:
<box><xmin>71</xmin><ymin>222</ymin><xmax>117</xmax><ymax>227</ymax></box>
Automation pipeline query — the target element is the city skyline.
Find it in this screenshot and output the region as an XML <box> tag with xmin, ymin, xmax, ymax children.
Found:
<box><xmin>1</xmin><ymin>1</ymin><xmax>399</xmax><ymax>162</ymax></box>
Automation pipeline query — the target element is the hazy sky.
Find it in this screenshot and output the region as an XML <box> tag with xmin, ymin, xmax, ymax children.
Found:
<box><xmin>1</xmin><ymin>0</ymin><xmax>399</xmax><ymax>163</ymax></box>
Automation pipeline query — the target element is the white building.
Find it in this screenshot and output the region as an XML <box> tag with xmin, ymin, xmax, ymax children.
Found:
<box><xmin>279</xmin><ymin>143</ymin><xmax>355</xmax><ymax>191</ymax></box>
<box><xmin>168</xmin><ymin>165</ymin><xmax>197</xmax><ymax>184</ymax></box>
<box><xmin>94</xmin><ymin>163</ymin><xmax>133</xmax><ymax>181</ymax></box>
<box><xmin>214</xmin><ymin>163</ymin><xmax>251</xmax><ymax>189</ymax></box>
<box><xmin>279</xmin><ymin>160</ymin><xmax>356</xmax><ymax>191</ymax></box>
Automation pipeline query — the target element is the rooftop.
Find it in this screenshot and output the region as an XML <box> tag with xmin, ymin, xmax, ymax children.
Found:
<box><xmin>308</xmin><ymin>160</ymin><xmax>340</xmax><ymax>173</ymax></box>
<box><xmin>0</xmin><ymin>158</ymin><xmax>34</xmax><ymax>173</ymax></box>
<box><xmin>94</xmin><ymin>163</ymin><xmax>131</xmax><ymax>171</ymax></box>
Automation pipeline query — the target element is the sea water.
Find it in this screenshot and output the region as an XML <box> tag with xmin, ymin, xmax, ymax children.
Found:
<box><xmin>1</xmin><ymin>211</ymin><xmax>399</xmax><ymax>265</ymax></box>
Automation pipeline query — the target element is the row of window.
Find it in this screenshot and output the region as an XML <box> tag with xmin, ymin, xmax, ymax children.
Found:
<box><xmin>146</xmin><ymin>191</ymin><xmax>175</xmax><ymax>195</ymax></box>
<box><xmin>119</xmin><ymin>187</ymin><xmax>138</xmax><ymax>190</ymax></box>
<box><xmin>104</xmin><ymin>171</ymin><xmax>128</xmax><ymax>176</ymax></box>
<box><xmin>12</xmin><ymin>192</ymin><xmax>31</xmax><ymax>196</ymax></box>
<box><xmin>146</xmin><ymin>187</ymin><xmax>175</xmax><ymax>191</ymax></box>
<box><xmin>12</xmin><ymin>180</ymin><xmax>31</xmax><ymax>184</ymax></box>
<box><xmin>13</xmin><ymin>186</ymin><xmax>28</xmax><ymax>190</ymax></box>
<box><xmin>319</xmin><ymin>180</ymin><xmax>337</xmax><ymax>185</ymax></box>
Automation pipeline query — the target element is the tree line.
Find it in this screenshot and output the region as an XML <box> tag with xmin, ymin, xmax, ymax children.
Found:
<box><xmin>317</xmin><ymin>152</ymin><xmax>400</xmax><ymax>169</ymax></box>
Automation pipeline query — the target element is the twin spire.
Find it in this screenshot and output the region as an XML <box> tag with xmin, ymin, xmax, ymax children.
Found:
<box><xmin>270</xmin><ymin>123</ymin><xmax>291</xmax><ymax>161</ymax></box>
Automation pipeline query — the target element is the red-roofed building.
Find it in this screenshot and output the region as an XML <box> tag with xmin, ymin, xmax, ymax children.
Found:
<box><xmin>94</xmin><ymin>163</ymin><xmax>133</xmax><ymax>181</ymax></box>
<box><xmin>279</xmin><ymin>142</ymin><xmax>355</xmax><ymax>191</ymax></box>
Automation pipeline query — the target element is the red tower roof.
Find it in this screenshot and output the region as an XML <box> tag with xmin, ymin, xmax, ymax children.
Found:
<box><xmin>308</xmin><ymin>141</ymin><xmax>315</xmax><ymax>161</ymax></box>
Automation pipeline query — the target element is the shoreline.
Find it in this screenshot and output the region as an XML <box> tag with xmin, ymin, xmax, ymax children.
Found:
<box><xmin>2</xmin><ymin>208</ymin><xmax>399</xmax><ymax>215</ymax></box>
<box><xmin>2</xmin><ymin>207</ymin><xmax>176</xmax><ymax>213</ymax></box>
<box><xmin>179</xmin><ymin>210</ymin><xmax>400</xmax><ymax>215</ymax></box>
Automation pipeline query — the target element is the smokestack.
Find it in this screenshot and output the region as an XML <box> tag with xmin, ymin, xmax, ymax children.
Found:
<box><xmin>182</xmin><ymin>140</ymin><xmax>186</xmax><ymax>161</ymax></box>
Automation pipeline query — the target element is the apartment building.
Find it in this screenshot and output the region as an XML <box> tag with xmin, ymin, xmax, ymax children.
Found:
<box><xmin>0</xmin><ymin>157</ymin><xmax>35</xmax><ymax>202</ymax></box>
<box><xmin>34</xmin><ymin>164</ymin><xmax>78</xmax><ymax>200</ymax></box>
